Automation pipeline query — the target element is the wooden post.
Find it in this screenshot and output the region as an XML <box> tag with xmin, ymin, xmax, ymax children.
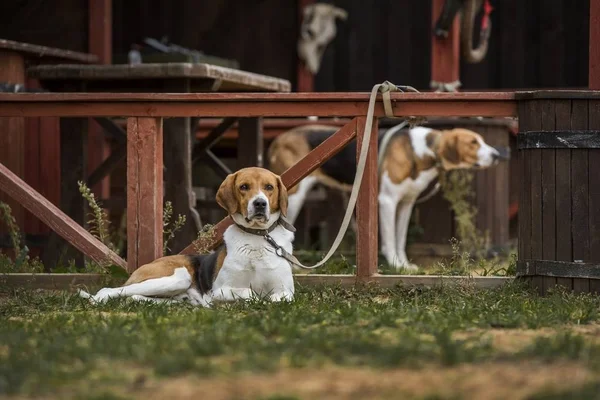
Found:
<box><xmin>88</xmin><ymin>0</ymin><xmax>112</xmax><ymax>197</ymax></box>
<box><xmin>238</xmin><ymin>117</ymin><xmax>264</xmax><ymax>168</ymax></box>
<box><xmin>431</xmin><ymin>0</ymin><xmax>461</xmax><ymax>90</ymax></box>
<box><xmin>355</xmin><ymin>116</ymin><xmax>378</xmax><ymax>280</ymax></box>
<box><xmin>590</xmin><ymin>0</ymin><xmax>600</xmax><ymax>89</ymax></box>
<box><xmin>0</xmin><ymin>52</ymin><xmax>26</xmax><ymax>235</ymax></box>
<box><xmin>127</xmin><ymin>117</ymin><xmax>163</xmax><ymax>272</ymax></box>
<box><xmin>297</xmin><ymin>0</ymin><xmax>315</xmax><ymax>92</ymax></box>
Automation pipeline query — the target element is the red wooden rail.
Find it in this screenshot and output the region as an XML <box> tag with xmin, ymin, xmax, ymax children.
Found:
<box><xmin>0</xmin><ymin>92</ymin><xmax>517</xmax><ymax>278</ymax></box>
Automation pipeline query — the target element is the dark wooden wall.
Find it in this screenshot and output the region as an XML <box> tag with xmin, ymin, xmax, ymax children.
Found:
<box><xmin>0</xmin><ymin>0</ymin><xmax>88</xmax><ymax>53</ymax></box>
<box><xmin>315</xmin><ymin>0</ymin><xmax>590</xmax><ymax>91</ymax></box>
<box><xmin>0</xmin><ymin>0</ymin><xmax>590</xmax><ymax>91</ymax></box>
<box><xmin>112</xmin><ymin>0</ymin><xmax>298</xmax><ymax>84</ymax></box>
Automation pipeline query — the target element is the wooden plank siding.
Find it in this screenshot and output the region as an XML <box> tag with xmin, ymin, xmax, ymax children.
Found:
<box><xmin>517</xmin><ymin>92</ymin><xmax>600</xmax><ymax>294</ymax></box>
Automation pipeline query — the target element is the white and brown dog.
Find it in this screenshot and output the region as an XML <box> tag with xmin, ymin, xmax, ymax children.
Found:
<box><xmin>79</xmin><ymin>167</ymin><xmax>295</xmax><ymax>306</ymax></box>
<box><xmin>268</xmin><ymin>124</ymin><xmax>502</xmax><ymax>271</ymax></box>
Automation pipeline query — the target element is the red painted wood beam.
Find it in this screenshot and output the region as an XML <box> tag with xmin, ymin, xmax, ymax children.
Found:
<box><xmin>88</xmin><ymin>0</ymin><xmax>112</xmax><ymax>197</ymax></box>
<box><xmin>127</xmin><ymin>117</ymin><xmax>163</xmax><ymax>271</ymax></box>
<box><xmin>431</xmin><ymin>0</ymin><xmax>461</xmax><ymax>89</ymax></box>
<box><xmin>355</xmin><ymin>116</ymin><xmax>379</xmax><ymax>280</ymax></box>
<box><xmin>297</xmin><ymin>0</ymin><xmax>315</xmax><ymax>92</ymax></box>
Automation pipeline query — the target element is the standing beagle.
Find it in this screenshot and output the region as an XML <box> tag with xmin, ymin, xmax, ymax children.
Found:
<box><xmin>268</xmin><ymin>124</ymin><xmax>502</xmax><ymax>271</ymax></box>
<box><xmin>80</xmin><ymin>167</ymin><xmax>296</xmax><ymax>306</ymax></box>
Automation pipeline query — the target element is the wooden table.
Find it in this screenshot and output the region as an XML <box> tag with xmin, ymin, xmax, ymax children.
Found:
<box><xmin>0</xmin><ymin>39</ymin><xmax>96</xmax><ymax>254</ymax></box>
<box><xmin>28</xmin><ymin>63</ymin><xmax>291</xmax><ymax>255</ymax></box>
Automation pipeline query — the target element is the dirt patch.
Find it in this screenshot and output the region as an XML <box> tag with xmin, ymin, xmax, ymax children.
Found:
<box><xmin>134</xmin><ymin>361</ymin><xmax>594</xmax><ymax>400</ymax></box>
<box><xmin>455</xmin><ymin>324</ymin><xmax>600</xmax><ymax>353</ymax></box>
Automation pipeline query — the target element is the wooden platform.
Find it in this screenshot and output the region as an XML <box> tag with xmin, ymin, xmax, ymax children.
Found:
<box><xmin>28</xmin><ymin>63</ymin><xmax>291</xmax><ymax>92</ymax></box>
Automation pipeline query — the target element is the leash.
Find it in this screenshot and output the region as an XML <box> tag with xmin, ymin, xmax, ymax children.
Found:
<box><xmin>262</xmin><ymin>81</ymin><xmax>418</xmax><ymax>270</ymax></box>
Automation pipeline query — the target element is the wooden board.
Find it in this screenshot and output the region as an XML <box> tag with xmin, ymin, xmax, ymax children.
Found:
<box><xmin>540</xmin><ymin>99</ymin><xmax>557</xmax><ymax>293</ymax></box>
<box><xmin>28</xmin><ymin>63</ymin><xmax>291</xmax><ymax>92</ymax></box>
<box><xmin>355</xmin><ymin>117</ymin><xmax>378</xmax><ymax>279</ymax></box>
<box><xmin>0</xmin><ymin>39</ymin><xmax>97</xmax><ymax>63</ymax></box>
<box><xmin>0</xmin><ymin>92</ymin><xmax>518</xmax><ymax>119</ymax></box>
<box><xmin>571</xmin><ymin>100</ymin><xmax>590</xmax><ymax>293</ymax></box>
<box><xmin>590</xmin><ymin>0</ymin><xmax>600</xmax><ymax>90</ymax></box>
<box><xmin>554</xmin><ymin>99</ymin><xmax>573</xmax><ymax>290</ymax></box>
<box><xmin>127</xmin><ymin>117</ymin><xmax>163</xmax><ymax>271</ymax></box>
<box><xmin>237</xmin><ymin>118</ymin><xmax>264</xmax><ymax>167</ymax></box>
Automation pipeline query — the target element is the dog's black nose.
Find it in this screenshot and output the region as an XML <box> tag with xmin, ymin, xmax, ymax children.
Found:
<box><xmin>253</xmin><ymin>198</ymin><xmax>267</xmax><ymax>210</ymax></box>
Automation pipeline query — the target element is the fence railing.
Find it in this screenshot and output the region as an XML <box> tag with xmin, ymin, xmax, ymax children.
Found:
<box><xmin>0</xmin><ymin>91</ymin><xmax>517</xmax><ymax>280</ymax></box>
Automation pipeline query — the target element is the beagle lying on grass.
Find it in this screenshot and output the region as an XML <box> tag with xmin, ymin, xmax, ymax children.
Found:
<box><xmin>268</xmin><ymin>124</ymin><xmax>503</xmax><ymax>271</ymax></box>
<box><xmin>80</xmin><ymin>167</ymin><xmax>295</xmax><ymax>306</ymax></box>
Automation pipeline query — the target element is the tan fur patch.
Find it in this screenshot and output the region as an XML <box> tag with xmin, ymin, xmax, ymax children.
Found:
<box><xmin>437</xmin><ymin>128</ymin><xmax>483</xmax><ymax>170</ymax></box>
<box><xmin>380</xmin><ymin>133</ymin><xmax>438</xmax><ymax>185</ymax></box>
<box><xmin>267</xmin><ymin>125</ymin><xmax>352</xmax><ymax>193</ymax></box>
<box><xmin>124</xmin><ymin>255</ymin><xmax>195</xmax><ymax>286</ymax></box>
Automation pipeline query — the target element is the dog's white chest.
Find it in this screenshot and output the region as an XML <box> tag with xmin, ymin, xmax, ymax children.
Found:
<box><xmin>213</xmin><ymin>225</ymin><xmax>295</xmax><ymax>296</ymax></box>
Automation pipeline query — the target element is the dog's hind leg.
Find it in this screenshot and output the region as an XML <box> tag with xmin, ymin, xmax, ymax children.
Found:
<box><xmin>287</xmin><ymin>175</ymin><xmax>318</xmax><ymax>223</ymax></box>
<box><xmin>89</xmin><ymin>267</ymin><xmax>192</xmax><ymax>303</ymax></box>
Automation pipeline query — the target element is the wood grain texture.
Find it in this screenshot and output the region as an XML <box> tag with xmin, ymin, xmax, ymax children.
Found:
<box><xmin>553</xmin><ymin>99</ymin><xmax>573</xmax><ymax>290</ymax></box>
<box><xmin>431</xmin><ymin>0</ymin><xmax>460</xmax><ymax>84</ymax></box>
<box><xmin>540</xmin><ymin>100</ymin><xmax>557</xmax><ymax>293</ymax></box>
<box><xmin>28</xmin><ymin>63</ymin><xmax>291</xmax><ymax>92</ymax></box>
<box><xmin>0</xmin><ymin>39</ymin><xmax>97</xmax><ymax>63</ymax></box>
<box><xmin>237</xmin><ymin>118</ymin><xmax>264</xmax><ymax>168</ymax></box>
<box><xmin>517</xmin><ymin>131</ymin><xmax>600</xmax><ymax>148</ymax></box>
<box><xmin>589</xmin><ymin>100</ymin><xmax>600</xmax><ymax>264</ymax></box>
<box><xmin>179</xmin><ymin>118</ymin><xmax>358</xmax><ymax>255</ymax></box>
<box><xmin>88</xmin><ymin>0</ymin><xmax>112</xmax><ymax>64</ymax></box>
<box><xmin>590</xmin><ymin>0</ymin><xmax>600</xmax><ymax>90</ymax></box>
<box><xmin>355</xmin><ymin>116</ymin><xmax>378</xmax><ymax>280</ymax></box>
<box><xmin>0</xmin><ymin>163</ymin><xmax>125</xmax><ymax>268</ymax></box>
<box><xmin>127</xmin><ymin>117</ymin><xmax>163</xmax><ymax>271</ymax></box>
<box><xmin>570</xmin><ymin>100</ymin><xmax>590</xmax><ymax>293</ymax></box>
<box><xmin>528</xmin><ymin>101</ymin><xmax>544</xmax><ymax>293</ymax></box>
<box><xmin>0</xmin><ymin>52</ymin><xmax>26</xmax><ymax>236</ymax></box>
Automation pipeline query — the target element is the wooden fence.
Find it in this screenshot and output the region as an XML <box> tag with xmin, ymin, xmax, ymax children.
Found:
<box><xmin>1</xmin><ymin>91</ymin><xmax>517</xmax><ymax>286</ymax></box>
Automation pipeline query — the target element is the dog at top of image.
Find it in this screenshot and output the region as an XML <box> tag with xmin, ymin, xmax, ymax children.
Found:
<box><xmin>79</xmin><ymin>167</ymin><xmax>296</xmax><ymax>306</ymax></box>
<box><xmin>268</xmin><ymin>123</ymin><xmax>503</xmax><ymax>271</ymax></box>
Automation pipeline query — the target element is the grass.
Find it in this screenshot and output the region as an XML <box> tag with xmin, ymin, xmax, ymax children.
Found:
<box><xmin>2</xmin><ymin>282</ymin><xmax>600</xmax><ymax>399</ymax></box>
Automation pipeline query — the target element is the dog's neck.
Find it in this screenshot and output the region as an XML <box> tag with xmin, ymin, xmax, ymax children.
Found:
<box><xmin>231</xmin><ymin>212</ymin><xmax>296</xmax><ymax>236</ymax></box>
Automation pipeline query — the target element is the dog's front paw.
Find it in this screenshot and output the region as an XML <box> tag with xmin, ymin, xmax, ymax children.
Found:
<box><xmin>385</xmin><ymin>254</ymin><xmax>419</xmax><ymax>272</ymax></box>
<box><xmin>396</xmin><ymin>262</ymin><xmax>419</xmax><ymax>273</ymax></box>
<box><xmin>270</xmin><ymin>291</ymin><xmax>294</xmax><ymax>302</ymax></box>
<box><xmin>91</xmin><ymin>288</ymin><xmax>121</xmax><ymax>303</ymax></box>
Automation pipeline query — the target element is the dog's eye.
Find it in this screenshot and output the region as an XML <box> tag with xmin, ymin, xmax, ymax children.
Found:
<box><xmin>239</xmin><ymin>184</ymin><xmax>249</xmax><ymax>191</ymax></box>
<box><xmin>471</xmin><ymin>138</ymin><xmax>478</xmax><ymax>145</ymax></box>
<box><xmin>265</xmin><ymin>184</ymin><xmax>274</xmax><ymax>191</ymax></box>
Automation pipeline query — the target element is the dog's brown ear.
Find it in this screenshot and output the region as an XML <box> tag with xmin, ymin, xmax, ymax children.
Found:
<box><xmin>440</xmin><ymin>132</ymin><xmax>460</xmax><ymax>167</ymax></box>
<box><xmin>276</xmin><ymin>175</ymin><xmax>288</xmax><ymax>217</ymax></box>
<box><xmin>216</xmin><ymin>172</ymin><xmax>239</xmax><ymax>215</ymax></box>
